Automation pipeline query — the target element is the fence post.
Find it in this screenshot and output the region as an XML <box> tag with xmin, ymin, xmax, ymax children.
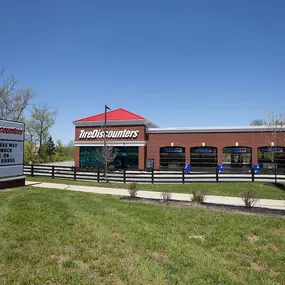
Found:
<box><xmin>123</xmin><ymin>169</ymin><xmax>126</xmax><ymax>184</ymax></box>
<box><xmin>31</xmin><ymin>164</ymin><xmax>34</xmax><ymax>177</ymax></box>
<box><xmin>251</xmin><ymin>168</ymin><xmax>254</xmax><ymax>182</ymax></box>
<box><xmin>216</xmin><ymin>167</ymin><xmax>219</xmax><ymax>182</ymax></box>
<box><xmin>97</xmin><ymin>168</ymin><xmax>100</xmax><ymax>183</ymax></box>
<box><xmin>52</xmin><ymin>165</ymin><xmax>55</xmax><ymax>179</ymax></box>
<box><xmin>182</xmin><ymin>168</ymin><xmax>185</xmax><ymax>184</ymax></box>
<box><xmin>73</xmin><ymin>167</ymin><xmax>77</xmax><ymax>181</ymax></box>
<box><xmin>151</xmin><ymin>168</ymin><xmax>154</xmax><ymax>184</ymax></box>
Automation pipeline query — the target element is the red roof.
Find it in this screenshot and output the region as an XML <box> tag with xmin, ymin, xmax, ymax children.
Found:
<box><xmin>74</xmin><ymin>108</ymin><xmax>145</xmax><ymax>123</ymax></box>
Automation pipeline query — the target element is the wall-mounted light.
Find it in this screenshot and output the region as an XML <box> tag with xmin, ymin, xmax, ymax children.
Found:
<box><xmin>202</xmin><ymin>142</ymin><xmax>205</xmax><ymax>146</ymax></box>
<box><xmin>171</xmin><ymin>142</ymin><xmax>174</xmax><ymax>147</ymax></box>
<box><xmin>235</xmin><ymin>142</ymin><xmax>239</xmax><ymax>146</ymax></box>
<box><xmin>271</xmin><ymin>142</ymin><xmax>275</xmax><ymax>146</ymax></box>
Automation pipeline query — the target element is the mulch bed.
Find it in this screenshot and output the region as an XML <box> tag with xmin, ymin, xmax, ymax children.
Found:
<box><xmin>119</xmin><ymin>197</ymin><xmax>285</xmax><ymax>217</ymax></box>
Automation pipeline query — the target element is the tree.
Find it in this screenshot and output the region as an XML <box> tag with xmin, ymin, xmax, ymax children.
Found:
<box><xmin>54</xmin><ymin>139</ymin><xmax>66</xmax><ymax>160</ymax></box>
<box><xmin>46</xmin><ymin>136</ymin><xmax>55</xmax><ymax>158</ymax></box>
<box><xmin>250</xmin><ymin>119</ymin><xmax>266</xmax><ymax>126</ymax></box>
<box><xmin>0</xmin><ymin>69</ymin><xmax>34</xmax><ymax>121</ymax></box>
<box><xmin>38</xmin><ymin>143</ymin><xmax>48</xmax><ymax>161</ymax></box>
<box><xmin>146</xmin><ymin>120</ymin><xmax>159</xmax><ymax>128</ymax></box>
<box><xmin>97</xmin><ymin>145</ymin><xmax>118</xmax><ymax>181</ymax></box>
<box><xmin>65</xmin><ymin>140</ymin><xmax>74</xmax><ymax>159</ymax></box>
<box><xmin>29</xmin><ymin>104</ymin><xmax>57</xmax><ymax>148</ymax></box>
<box><xmin>263</xmin><ymin>112</ymin><xmax>285</xmax><ymax>183</ymax></box>
<box><xmin>24</xmin><ymin>141</ymin><xmax>37</xmax><ymax>164</ymax></box>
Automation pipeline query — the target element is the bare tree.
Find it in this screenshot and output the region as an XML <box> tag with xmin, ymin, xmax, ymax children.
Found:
<box><xmin>263</xmin><ymin>112</ymin><xmax>285</xmax><ymax>183</ymax></box>
<box><xmin>250</xmin><ymin>119</ymin><xmax>265</xmax><ymax>126</ymax></box>
<box><xmin>96</xmin><ymin>145</ymin><xmax>118</xmax><ymax>181</ymax></box>
<box><xmin>0</xmin><ymin>69</ymin><xmax>34</xmax><ymax>121</ymax></box>
<box><xmin>29</xmin><ymin>104</ymin><xmax>57</xmax><ymax>148</ymax></box>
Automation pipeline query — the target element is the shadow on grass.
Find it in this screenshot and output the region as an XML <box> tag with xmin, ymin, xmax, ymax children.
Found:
<box><xmin>264</xmin><ymin>182</ymin><xmax>285</xmax><ymax>191</ymax></box>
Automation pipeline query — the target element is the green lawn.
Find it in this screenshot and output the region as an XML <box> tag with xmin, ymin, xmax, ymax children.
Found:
<box><xmin>0</xmin><ymin>187</ymin><xmax>284</xmax><ymax>284</ymax></box>
<box><xmin>26</xmin><ymin>176</ymin><xmax>285</xmax><ymax>200</ymax></box>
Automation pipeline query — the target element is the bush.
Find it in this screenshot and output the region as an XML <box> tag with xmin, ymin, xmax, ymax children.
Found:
<box><xmin>161</xmin><ymin>190</ymin><xmax>172</xmax><ymax>204</ymax></box>
<box><xmin>242</xmin><ymin>189</ymin><xmax>259</xmax><ymax>209</ymax></box>
<box><xmin>128</xmin><ymin>182</ymin><xmax>138</xmax><ymax>198</ymax></box>
<box><xmin>191</xmin><ymin>190</ymin><xmax>206</xmax><ymax>204</ymax></box>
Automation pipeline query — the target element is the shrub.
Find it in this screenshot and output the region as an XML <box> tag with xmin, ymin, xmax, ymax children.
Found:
<box><xmin>128</xmin><ymin>182</ymin><xmax>138</xmax><ymax>198</ymax></box>
<box><xmin>161</xmin><ymin>190</ymin><xmax>172</xmax><ymax>204</ymax></box>
<box><xmin>191</xmin><ymin>190</ymin><xmax>206</xmax><ymax>204</ymax></box>
<box><xmin>242</xmin><ymin>189</ymin><xmax>259</xmax><ymax>209</ymax></box>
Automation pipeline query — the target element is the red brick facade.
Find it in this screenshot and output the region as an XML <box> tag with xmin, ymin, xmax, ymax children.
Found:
<box><xmin>146</xmin><ymin>131</ymin><xmax>285</xmax><ymax>169</ymax></box>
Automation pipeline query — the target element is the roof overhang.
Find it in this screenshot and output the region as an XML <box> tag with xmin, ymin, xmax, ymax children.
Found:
<box><xmin>147</xmin><ymin>126</ymin><xmax>285</xmax><ymax>134</ymax></box>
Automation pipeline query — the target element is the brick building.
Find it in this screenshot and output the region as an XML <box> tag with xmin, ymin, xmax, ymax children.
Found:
<box><xmin>73</xmin><ymin>108</ymin><xmax>285</xmax><ymax>172</ymax></box>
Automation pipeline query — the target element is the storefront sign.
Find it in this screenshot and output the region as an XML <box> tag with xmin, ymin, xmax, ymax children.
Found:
<box><xmin>224</xmin><ymin>147</ymin><xmax>251</xmax><ymax>153</ymax></box>
<box><xmin>0</xmin><ymin>120</ymin><xmax>24</xmax><ymax>178</ymax></box>
<box><xmin>259</xmin><ymin>147</ymin><xmax>284</xmax><ymax>153</ymax></box>
<box><xmin>160</xmin><ymin>147</ymin><xmax>185</xmax><ymax>153</ymax></box>
<box><xmin>79</xmin><ymin>129</ymin><xmax>139</xmax><ymax>139</ymax></box>
<box><xmin>193</xmin><ymin>147</ymin><xmax>215</xmax><ymax>153</ymax></box>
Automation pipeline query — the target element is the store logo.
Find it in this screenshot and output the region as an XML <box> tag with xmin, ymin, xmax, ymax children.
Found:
<box><xmin>0</xmin><ymin>127</ymin><xmax>23</xmax><ymax>135</ymax></box>
<box><xmin>79</xmin><ymin>129</ymin><xmax>139</xmax><ymax>139</ymax></box>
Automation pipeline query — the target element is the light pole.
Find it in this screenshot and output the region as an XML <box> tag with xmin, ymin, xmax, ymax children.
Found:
<box><xmin>104</xmin><ymin>104</ymin><xmax>110</xmax><ymax>181</ymax></box>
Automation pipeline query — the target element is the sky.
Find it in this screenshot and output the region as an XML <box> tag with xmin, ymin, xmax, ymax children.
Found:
<box><xmin>1</xmin><ymin>0</ymin><xmax>285</xmax><ymax>144</ymax></box>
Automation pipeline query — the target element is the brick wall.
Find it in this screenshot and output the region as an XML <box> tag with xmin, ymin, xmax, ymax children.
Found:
<box><xmin>146</xmin><ymin>131</ymin><xmax>285</xmax><ymax>169</ymax></box>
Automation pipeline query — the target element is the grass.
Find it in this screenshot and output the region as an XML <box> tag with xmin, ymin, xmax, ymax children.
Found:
<box><xmin>26</xmin><ymin>176</ymin><xmax>285</xmax><ymax>200</ymax></box>
<box><xmin>0</xmin><ymin>187</ymin><xmax>284</xmax><ymax>284</ymax></box>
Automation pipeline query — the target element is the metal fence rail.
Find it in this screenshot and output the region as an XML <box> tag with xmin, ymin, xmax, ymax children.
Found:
<box><xmin>23</xmin><ymin>164</ymin><xmax>285</xmax><ymax>184</ymax></box>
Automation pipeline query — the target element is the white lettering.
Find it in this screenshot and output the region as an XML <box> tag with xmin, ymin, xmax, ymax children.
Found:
<box><xmin>132</xmin><ymin>130</ymin><xmax>139</xmax><ymax>138</ymax></box>
<box><xmin>79</xmin><ymin>130</ymin><xmax>85</xmax><ymax>139</ymax></box>
<box><xmin>91</xmin><ymin>130</ymin><xmax>98</xmax><ymax>138</ymax></box>
<box><xmin>107</xmin><ymin>131</ymin><xmax>113</xmax><ymax>138</ymax></box>
<box><xmin>117</xmin><ymin>131</ymin><xmax>123</xmax><ymax>138</ymax></box>
<box><xmin>78</xmin><ymin>129</ymin><xmax>139</xmax><ymax>140</ymax></box>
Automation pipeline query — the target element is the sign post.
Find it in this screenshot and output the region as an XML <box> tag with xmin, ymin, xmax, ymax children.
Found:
<box><xmin>0</xmin><ymin>120</ymin><xmax>25</xmax><ymax>189</ymax></box>
<box><xmin>184</xmin><ymin>163</ymin><xmax>191</xmax><ymax>174</ymax></box>
<box><xmin>146</xmin><ymin>158</ymin><xmax>154</xmax><ymax>171</ymax></box>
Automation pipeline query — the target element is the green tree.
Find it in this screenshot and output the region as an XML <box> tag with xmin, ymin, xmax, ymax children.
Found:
<box><xmin>54</xmin><ymin>139</ymin><xmax>66</xmax><ymax>161</ymax></box>
<box><xmin>65</xmin><ymin>140</ymin><xmax>74</xmax><ymax>159</ymax></box>
<box><xmin>29</xmin><ymin>104</ymin><xmax>57</xmax><ymax>148</ymax></box>
<box><xmin>46</xmin><ymin>136</ymin><xmax>55</xmax><ymax>158</ymax></box>
<box><xmin>38</xmin><ymin>143</ymin><xmax>48</xmax><ymax>162</ymax></box>
<box><xmin>24</xmin><ymin>141</ymin><xmax>37</xmax><ymax>164</ymax></box>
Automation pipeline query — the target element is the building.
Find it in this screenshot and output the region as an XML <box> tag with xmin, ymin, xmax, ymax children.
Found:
<box><xmin>73</xmin><ymin>108</ymin><xmax>285</xmax><ymax>172</ymax></box>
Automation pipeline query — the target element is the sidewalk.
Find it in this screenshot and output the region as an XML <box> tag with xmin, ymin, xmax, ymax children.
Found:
<box><xmin>25</xmin><ymin>181</ymin><xmax>285</xmax><ymax>211</ymax></box>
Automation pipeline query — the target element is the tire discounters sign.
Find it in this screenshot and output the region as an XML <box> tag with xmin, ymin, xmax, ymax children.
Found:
<box><xmin>79</xmin><ymin>129</ymin><xmax>139</xmax><ymax>139</ymax></box>
<box><xmin>0</xmin><ymin>120</ymin><xmax>25</xmax><ymax>178</ymax></box>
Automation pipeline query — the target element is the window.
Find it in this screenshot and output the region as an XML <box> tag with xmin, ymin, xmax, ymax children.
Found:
<box><xmin>190</xmin><ymin>146</ymin><xmax>217</xmax><ymax>168</ymax></box>
<box><xmin>160</xmin><ymin>147</ymin><xmax>185</xmax><ymax>170</ymax></box>
<box><xmin>79</xmin><ymin>146</ymin><xmax>138</xmax><ymax>169</ymax></box>
<box><xmin>222</xmin><ymin>147</ymin><xmax>252</xmax><ymax>171</ymax></box>
<box><xmin>258</xmin><ymin>146</ymin><xmax>285</xmax><ymax>169</ymax></box>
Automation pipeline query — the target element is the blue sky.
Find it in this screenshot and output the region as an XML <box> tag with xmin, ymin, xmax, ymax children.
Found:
<box><xmin>1</xmin><ymin>0</ymin><xmax>284</xmax><ymax>144</ymax></box>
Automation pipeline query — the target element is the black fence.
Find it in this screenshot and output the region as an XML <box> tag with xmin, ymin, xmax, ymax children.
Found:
<box><xmin>23</xmin><ymin>164</ymin><xmax>285</xmax><ymax>184</ymax></box>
